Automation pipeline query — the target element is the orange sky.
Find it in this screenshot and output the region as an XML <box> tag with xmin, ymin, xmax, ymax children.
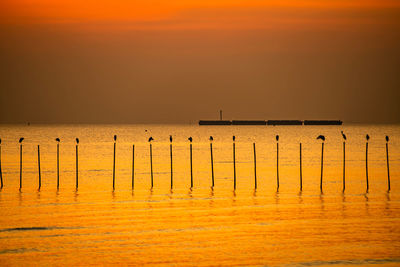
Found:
<box><xmin>0</xmin><ymin>0</ymin><xmax>399</xmax><ymax>123</ymax></box>
<box><xmin>1</xmin><ymin>0</ymin><xmax>400</xmax><ymax>30</ymax></box>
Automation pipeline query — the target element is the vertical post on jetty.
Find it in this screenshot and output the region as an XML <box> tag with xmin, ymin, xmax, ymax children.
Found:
<box><xmin>188</xmin><ymin>137</ymin><xmax>193</xmax><ymax>188</ymax></box>
<box><xmin>365</xmin><ymin>134</ymin><xmax>370</xmax><ymax>192</ymax></box>
<box><xmin>132</xmin><ymin>144</ymin><xmax>135</xmax><ymax>190</ymax></box>
<box><xmin>300</xmin><ymin>143</ymin><xmax>302</xmax><ymax>191</ymax></box>
<box><xmin>55</xmin><ymin>138</ymin><xmax>60</xmax><ymax>190</ymax></box>
<box><xmin>210</xmin><ymin>136</ymin><xmax>214</xmax><ymax>188</ymax></box>
<box><xmin>169</xmin><ymin>136</ymin><xmax>173</xmax><ymax>189</ymax></box>
<box><xmin>316</xmin><ymin>135</ymin><xmax>325</xmax><ymax>192</ymax></box>
<box><xmin>341</xmin><ymin>131</ymin><xmax>347</xmax><ymax>192</ymax></box>
<box><xmin>38</xmin><ymin>145</ymin><xmax>41</xmax><ymax>190</ymax></box>
<box><xmin>148</xmin><ymin>137</ymin><xmax>154</xmax><ymax>188</ymax></box>
<box><xmin>19</xmin><ymin>137</ymin><xmax>24</xmax><ymax>190</ymax></box>
<box><xmin>0</xmin><ymin>139</ymin><xmax>3</xmax><ymax>189</ymax></box>
<box><xmin>253</xmin><ymin>143</ymin><xmax>257</xmax><ymax>190</ymax></box>
<box><xmin>233</xmin><ymin>136</ymin><xmax>236</xmax><ymax>190</ymax></box>
<box><xmin>276</xmin><ymin>135</ymin><xmax>279</xmax><ymax>191</ymax></box>
<box><xmin>386</xmin><ymin>136</ymin><xmax>390</xmax><ymax>192</ymax></box>
<box><xmin>113</xmin><ymin>135</ymin><xmax>117</xmax><ymax>191</ymax></box>
<box><xmin>76</xmin><ymin>138</ymin><xmax>79</xmax><ymax>190</ymax></box>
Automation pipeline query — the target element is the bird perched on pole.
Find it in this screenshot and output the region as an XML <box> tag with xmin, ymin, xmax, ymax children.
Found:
<box><xmin>19</xmin><ymin>137</ymin><xmax>24</xmax><ymax>143</ymax></box>
<box><xmin>148</xmin><ymin>137</ymin><xmax>154</xmax><ymax>142</ymax></box>
<box><xmin>169</xmin><ymin>135</ymin><xmax>172</xmax><ymax>143</ymax></box>
<box><xmin>55</xmin><ymin>138</ymin><xmax>60</xmax><ymax>143</ymax></box>
<box><xmin>366</xmin><ymin>134</ymin><xmax>370</xmax><ymax>141</ymax></box>
<box><xmin>76</xmin><ymin>138</ymin><xmax>79</xmax><ymax>144</ymax></box>
<box><xmin>209</xmin><ymin>136</ymin><xmax>213</xmax><ymax>141</ymax></box>
<box><xmin>317</xmin><ymin>135</ymin><xmax>325</xmax><ymax>142</ymax></box>
<box><xmin>233</xmin><ymin>136</ymin><xmax>235</xmax><ymax>142</ymax></box>
<box><xmin>276</xmin><ymin>135</ymin><xmax>279</xmax><ymax>142</ymax></box>
<box><xmin>188</xmin><ymin>137</ymin><xmax>193</xmax><ymax>142</ymax></box>
<box><xmin>0</xmin><ymin>138</ymin><xmax>2</xmax><ymax>144</ymax></box>
<box><xmin>341</xmin><ymin>131</ymin><xmax>347</xmax><ymax>141</ymax></box>
<box><xmin>114</xmin><ymin>135</ymin><xmax>117</xmax><ymax>142</ymax></box>
<box><xmin>386</xmin><ymin>136</ymin><xmax>389</xmax><ymax>142</ymax></box>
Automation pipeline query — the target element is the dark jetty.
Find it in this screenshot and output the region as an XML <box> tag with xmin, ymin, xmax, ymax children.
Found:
<box><xmin>232</xmin><ymin>120</ymin><xmax>266</xmax><ymax>125</ymax></box>
<box><xmin>304</xmin><ymin>120</ymin><xmax>342</xmax><ymax>125</ymax></box>
<box><xmin>267</xmin><ymin>120</ymin><xmax>303</xmax><ymax>125</ymax></box>
<box><xmin>199</xmin><ymin>119</ymin><xmax>343</xmax><ymax>126</ymax></box>
<box><xmin>199</xmin><ymin>120</ymin><xmax>232</xmax><ymax>125</ymax></box>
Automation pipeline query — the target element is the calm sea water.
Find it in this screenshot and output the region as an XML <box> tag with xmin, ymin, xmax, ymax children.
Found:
<box><xmin>0</xmin><ymin>124</ymin><xmax>399</xmax><ymax>266</ymax></box>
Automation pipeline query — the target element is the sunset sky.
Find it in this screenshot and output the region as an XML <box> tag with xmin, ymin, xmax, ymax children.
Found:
<box><xmin>1</xmin><ymin>0</ymin><xmax>399</xmax><ymax>123</ymax></box>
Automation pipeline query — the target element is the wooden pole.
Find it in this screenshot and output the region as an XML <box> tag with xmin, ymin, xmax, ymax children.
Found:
<box><xmin>150</xmin><ymin>143</ymin><xmax>153</xmax><ymax>188</ymax></box>
<box><xmin>170</xmin><ymin>143</ymin><xmax>173</xmax><ymax>189</ymax></box>
<box><xmin>0</xmin><ymin>144</ymin><xmax>3</xmax><ymax>189</ymax></box>
<box><xmin>300</xmin><ymin>143</ymin><xmax>302</xmax><ymax>191</ymax></box>
<box><xmin>19</xmin><ymin>143</ymin><xmax>22</xmax><ymax>190</ymax></box>
<box><xmin>113</xmin><ymin>141</ymin><xmax>116</xmax><ymax>191</ymax></box>
<box><xmin>276</xmin><ymin>142</ymin><xmax>279</xmax><ymax>190</ymax></box>
<box><xmin>38</xmin><ymin>145</ymin><xmax>41</xmax><ymax>190</ymax></box>
<box><xmin>233</xmin><ymin>141</ymin><xmax>236</xmax><ymax>190</ymax></box>
<box><xmin>366</xmin><ymin>142</ymin><xmax>369</xmax><ymax>192</ymax></box>
<box><xmin>320</xmin><ymin>142</ymin><xmax>324</xmax><ymax>192</ymax></box>
<box><xmin>210</xmin><ymin>142</ymin><xmax>214</xmax><ymax>187</ymax></box>
<box><xmin>132</xmin><ymin>144</ymin><xmax>135</xmax><ymax>189</ymax></box>
<box><xmin>253</xmin><ymin>143</ymin><xmax>257</xmax><ymax>189</ymax></box>
<box><xmin>343</xmin><ymin>141</ymin><xmax>345</xmax><ymax>192</ymax></box>
<box><xmin>57</xmin><ymin>143</ymin><xmax>60</xmax><ymax>190</ymax></box>
<box><xmin>386</xmin><ymin>142</ymin><xmax>390</xmax><ymax>192</ymax></box>
<box><xmin>190</xmin><ymin>143</ymin><xmax>193</xmax><ymax>188</ymax></box>
<box><xmin>76</xmin><ymin>144</ymin><xmax>78</xmax><ymax>190</ymax></box>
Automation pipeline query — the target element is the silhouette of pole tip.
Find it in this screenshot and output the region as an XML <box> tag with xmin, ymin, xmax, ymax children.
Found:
<box><xmin>148</xmin><ymin>137</ymin><xmax>154</xmax><ymax>142</ymax></box>
<box><xmin>341</xmin><ymin>131</ymin><xmax>347</xmax><ymax>140</ymax></box>
<box><xmin>19</xmin><ymin>137</ymin><xmax>24</xmax><ymax>143</ymax></box>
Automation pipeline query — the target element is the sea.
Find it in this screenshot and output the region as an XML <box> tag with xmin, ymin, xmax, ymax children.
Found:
<box><xmin>0</xmin><ymin>124</ymin><xmax>399</xmax><ymax>266</ymax></box>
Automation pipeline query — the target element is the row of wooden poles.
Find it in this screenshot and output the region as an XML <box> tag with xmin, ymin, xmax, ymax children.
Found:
<box><xmin>0</xmin><ymin>134</ymin><xmax>392</xmax><ymax>192</ymax></box>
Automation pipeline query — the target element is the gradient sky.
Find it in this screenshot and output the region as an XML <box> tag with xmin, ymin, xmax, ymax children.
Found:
<box><xmin>1</xmin><ymin>0</ymin><xmax>399</xmax><ymax>123</ymax></box>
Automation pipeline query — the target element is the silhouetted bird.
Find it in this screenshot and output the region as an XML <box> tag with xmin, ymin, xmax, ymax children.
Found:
<box><xmin>233</xmin><ymin>136</ymin><xmax>235</xmax><ymax>141</ymax></box>
<box><xmin>386</xmin><ymin>136</ymin><xmax>389</xmax><ymax>142</ymax></box>
<box><xmin>366</xmin><ymin>134</ymin><xmax>370</xmax><ymax>141</ymax></box>
<box><xmin>0</xmin><ymin>138</ymin><xmax>2</xmax><ymax>144</ymax></box>
<box><xmin>76</xmin><ymin>138</ymin><xmax>79</xmax><ymax>144</ymax></box>
<box><xmin>55</xmin><ymin>138</ymin><xmax>60</xmax><ymax>142</ymax></box>
<box><xmin>169</xmin><ymin>135</ymin><xmax>172</xmax><ymax>143</ymax></box>
<box><xmin>188</xmin><ymin>137</ymin><xmax>193</xmax><ymax>142</ymax></box>
<box><xmin>148</xmin><ymin>137</ymin><xmax>154</xmax><ymax>142</ymax></box>
<box><xmin>276</xmin><ymin>135</ymin><xmax>279</xmax><ymax>142</ymax></box>
<box><xmin>19</xmin><ymin>137</ymin><xmax>24</xmax><ymax>143</ymax></box>
<box><xmin>114</xmin><ymin>135</ymin><xmax>117</xmax><ymax>142</ymax></box>
<box><xmin>341</xmin><ymin>131</ymin><xmax>347</xmax><ymax>141</ymax></box>
<box><xmin>317</xmin><ymin>135</ymin><xmax>325</xmax><ymax>142</ymax></box>
<box><xmin>210</xmin><ymin>136</ymin><xmax>213</xmax><ymax>141</ymax></box>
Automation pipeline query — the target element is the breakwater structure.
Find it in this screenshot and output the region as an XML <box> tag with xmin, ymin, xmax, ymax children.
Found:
<box><xmin>199</xmin><ymin>119</ymin><xmax>342</xmax><ymax>126</ymax></box>
<box><xmin>199</xmin><ymin>110</ymin><xmax>342</xmax><ymax>125</ymax></box>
